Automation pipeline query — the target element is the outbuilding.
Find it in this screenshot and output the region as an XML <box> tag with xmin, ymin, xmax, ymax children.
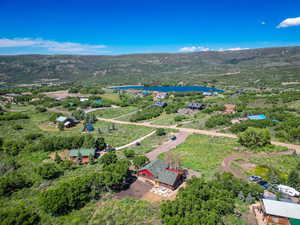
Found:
<box><xmin>69</xmin><ymin>149</ymin><xmax>95</xmax><ymax>163</ymax></box>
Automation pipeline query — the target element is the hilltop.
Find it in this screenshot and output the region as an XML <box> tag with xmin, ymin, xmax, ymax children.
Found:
<box><xmin>1</xmin><ymin>46</ymin><xmax>300</xmax><ymax>87</ymax></box>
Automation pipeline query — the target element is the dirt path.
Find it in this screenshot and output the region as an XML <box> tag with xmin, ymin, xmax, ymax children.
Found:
<box><xmin>115</xmin><ymin>131</ymin><xmax>156</xmax><ymax>150</ymax></box>
<box><xmin>96</xmin><ymin>117</ymin><xmax>300</xmax><ymax>152</ymax></box>
<box><xmin>221</xmin><ymin>151</ymin><xmax>295</xmax><ymax>179</ymax></box>
<box><xmin>146</xmin><ymin>131</ymin><xmax>191</xmax><ymax>160</ymax></box>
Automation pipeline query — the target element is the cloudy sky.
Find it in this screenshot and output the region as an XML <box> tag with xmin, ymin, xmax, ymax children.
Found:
<box><xmin>0</xmin><ymin>0</ymin><xmax>299</xmax><ymax>55</ymax></box>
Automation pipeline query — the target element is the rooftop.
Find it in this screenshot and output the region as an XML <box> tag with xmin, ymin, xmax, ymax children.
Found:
<box><xmin>140</xmin><ymin>160</ymin><xmax>179</xmax><ymax>186</ymax></box>
<box><xmin>69</xmin><ymin>149</ymin><xmax>95</xmax><ymax>157</ymax></box>
<box><xmin>262</xmin><ymin>199</ymin><xmax>300</xmax><ymax>220</ymax></box>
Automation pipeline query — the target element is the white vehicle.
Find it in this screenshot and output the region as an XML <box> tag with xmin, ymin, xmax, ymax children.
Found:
<box><xmin>277</xmin><ymin>184</ymin><xmax>300</xmax><ymax>197</ymax></box>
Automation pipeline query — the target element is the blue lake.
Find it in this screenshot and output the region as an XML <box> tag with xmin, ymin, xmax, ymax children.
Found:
<box><xmin>112</xmin><ymin>85</ymin><xmax>224</xmax><ymax>93</ymax></box>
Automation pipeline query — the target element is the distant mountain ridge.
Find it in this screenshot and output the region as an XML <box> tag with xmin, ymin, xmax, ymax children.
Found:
<box><xmin>1</xmin><ymin>46</ymin><xmax>300</xmax><ymax>86</ymax></box>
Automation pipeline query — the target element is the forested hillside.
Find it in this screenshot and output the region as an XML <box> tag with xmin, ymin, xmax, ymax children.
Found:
<box><xmin>1</xmin><ymin>46</ymin><xmax>300</xmax><ymax>87</ymax></box>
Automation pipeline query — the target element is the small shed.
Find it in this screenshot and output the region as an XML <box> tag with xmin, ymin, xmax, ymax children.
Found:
<box><xmin>84</xmin><ymin>123</ymin><xmax>94</xmax><ymax>132</ymax></box>
<box><xmin>69</xmin><ymin>149</ymin><xmax>95</xmax><ymax>163</ymax></box>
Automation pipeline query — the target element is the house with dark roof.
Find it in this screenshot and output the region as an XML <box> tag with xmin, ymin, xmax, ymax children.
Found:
<box><xmin>187</xmin><ymin>102</ymin><xmax>205</xmax><ymax>110</ymax></box>
<box><xmin>153</xmin><ymin>102</ymin><xmax>167</xmax><ymax>108</ymax></box>
<box><xmin>69</xmin><ymin>149</ymin><xmax>95</xmax><ymax>163</ymax></box>
<box><xmin>137</xmin><ymin>160</ymin><xmax>185</xmax><ymax>190</ymax></box>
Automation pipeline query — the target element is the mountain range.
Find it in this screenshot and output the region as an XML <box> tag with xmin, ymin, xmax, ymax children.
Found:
<box><xmin>1</xmin><ymin>46</ymin><xmax>300</xmax><ymax>87</ymax></box>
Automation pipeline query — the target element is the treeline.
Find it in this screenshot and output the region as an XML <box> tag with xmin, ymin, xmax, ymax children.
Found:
<box><xmin>0</xmin><ymin>112</ymin><xmax>29</xmax><ymax>121</ymax></box>
<box><xmin>1</xmin><ymin>133</ymin><xmax>106</xmax><ymax>156</ymax></box>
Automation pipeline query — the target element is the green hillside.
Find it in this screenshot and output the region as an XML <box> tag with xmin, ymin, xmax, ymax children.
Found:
<box><xmin>1</xmin><ymin>46</ymin><xmax>300</xmax><ymax>87</ymax></box>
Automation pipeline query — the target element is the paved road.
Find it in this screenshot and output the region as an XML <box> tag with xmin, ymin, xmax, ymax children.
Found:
<box><xmin>115</xmin><ymin>131</ymin><xmax>156</xmax><ymax>150</ymax></box>
<box><xmin>97</xmin><ymin>117</ymin><xmax>300</xmax><ymax>152</ymax></box>
<box><xmin>146</xmin><ymin>131</ymin><xmax>191</xmax><ymax>160</ymax></box>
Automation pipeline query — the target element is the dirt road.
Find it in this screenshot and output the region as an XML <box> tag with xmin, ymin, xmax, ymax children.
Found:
<box><xmin>146</xmin><ymin>131</ymin><xmax>191</xmax><ymax>160</ymax></box>
<box><xmin>97</xmin><ymin>117</ymin><xmax>300</xmax><ymax>152</ymax></box>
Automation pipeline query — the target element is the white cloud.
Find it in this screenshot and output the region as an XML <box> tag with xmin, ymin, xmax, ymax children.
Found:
<box><xmin>0</xmin><ymin>38</ymin><xmax>108</xmax><ymax>54</ymax></box>
<box><xmin>277</xmin><ymin>17</ymin><xmax>300</xmax><ymax>28</ymax></box>
<box><xmin>179</xmin><ymin>46</ymin><xmax>210</xmax><ymax>53</ymax></box>
<box><xmin>218</xmin><ymin>47</ymin><xmax>249</xmax><ymax>52</ymax></box>
<box><xmin>261</xmin><ymin>21</ymin><xmax>266</xmax><ymax>25</ymax></box>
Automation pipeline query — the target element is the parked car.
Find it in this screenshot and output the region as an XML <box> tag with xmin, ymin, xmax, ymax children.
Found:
<box><xmin>277</xmin><ymin>184</ymin><xmax>300</xmax><ymax>197</ymax></box>
<box><xmin>171</xmin><ymin>136</ymin><xmax>177</xmax><ymax>141</ymax></box>
<box><xmin>258</xmin><ymin>180</ymin><xmax>269</xmax><ymax>189</ymax></box>
<box><xmin>248</xmin><ymin>175</ymin><xmax>262</xmax><ymax>182</ymax></box>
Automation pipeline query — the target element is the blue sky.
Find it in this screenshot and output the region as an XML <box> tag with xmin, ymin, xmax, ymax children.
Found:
<box><xmin>0</xmin><ymin>0</ymin><xmax>300</xmax><ymax>55</ymax></box>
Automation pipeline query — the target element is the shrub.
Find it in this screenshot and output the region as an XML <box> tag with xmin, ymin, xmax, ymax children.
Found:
<box><xmin>174</xmin><ymin>115</ymin><xmax>186</xmax><ymax>122</ymax></box>
<box><xmin>238</xmin><ymin>128</ymin><xmax>271</xmax><ymax>148</ymax></box>
<box><xmin>0</xmin><ymin>203</ymin><xmax>40</xmax><ymax>225</ymax></box>
<box><xmin>0</xmin><ymin>171</ymin><xmax>32</xmax><ymax>196</ymax></box>
<box><xmin>156</xmin><ymin>128</ymin><xmax>166</xmax><ymax>136</ymax></box>
<box><xmin>36</xmin><ymin>106</ymin><xmax>47</xmax><ymax>113</ymax></box>
<box><xmin>205</xmin><ymin>115</ymin><xmax>231</xmax><ymax>128</ymax></box>
<box><xmin>0</xmin><ymin>112</ymin><xmax>29</xmax><ymax>121</ymax></box>
<box><xmin>132</xmin><ymin>156</ymin><xmax>149</xmax><ymax>169</ymax></box>
<box><xmin>99</xmin><ymin>152</ymin><xmax>118</xmax><ymax>167</ymax></box>
<box><xmin>36</xmin><ymin>163</ymin><xmax>63</xmax><ymax>180</ymax></box>
<box><xmin>123</xmin><ymin>149</ymin><xmax>135</xmax><ymax>158</ymax></box>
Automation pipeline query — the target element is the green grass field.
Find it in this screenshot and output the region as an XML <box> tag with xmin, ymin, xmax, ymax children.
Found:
<box><xmin>161</xmin><ymin>134</ymin><xmax>239</xmax><ymax>177</ymax></box>
<box><xmin>100</xmin><ymin>93</ymin><xmax>122</xmax><ymax>103</ymax></box>
<box><xmin>93</xmin><ymin>106</ymin><xmax>138</xmax><ymax>119</ymax></box>
<box><xmin>122</xmin><ymin>131</ymin><xmax>172</xmax><ymax>155</ymax></box>
<box><xmin>93</xmin><ymin>120</ymin><xmax>154</xmax><ymax>147</ymax></box>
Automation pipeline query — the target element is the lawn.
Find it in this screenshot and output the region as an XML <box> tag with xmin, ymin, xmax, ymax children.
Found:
<box><xmin>93</xmin><ymin>120</ymin><xmax>154</xmax><ymax>147</ymax></box>
<box><xmin>161</xmin><ymin>134</ymin><xmax>238</xmax><ymax>177</ymax></box>
<box><xmin>122</xmin><ymin>131</ymin><xmax>172</xmax><ymax>155</ymax></box>
<box><xmin>93</xmin><ymin>106</ymin><xmax>137</xmax><ymax>119</ymax></box>
<box><xmin>100</xmin><ymin>93</ymin><xmax>122</xmax><ymax>103</ymax></box>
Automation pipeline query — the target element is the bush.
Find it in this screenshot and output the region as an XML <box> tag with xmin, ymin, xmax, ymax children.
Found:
<box><xmin>238</xmin><ymin>128</ymin><xmax>271</xmax><ymax>148</ymax></box>
<box><xmin>130</xmin><ymin>107</ymin><xmax>163</xmax><ymax>122</ymax></box>
<box><xmin>99</xmin><ymin>152</ymin><xmax>118</xmax><ymax>167</ymax></box>
<box><xmin>36</xmin><ymin>163</ymin><xmax>63</xmax><ymax>179</ymax></box>
<box><xmin>174</xmin><ymin>115</ymin><xmax>186</xmax><ymax>122</ymax></box>
<box><xmin>123</xmin><ymin>149</ymin><xmax>135</xmax><ymax>158</ymax></box>
<box><xmin>156</xmin><ymin>128</ymin><xmax>166</xmax><ymax>136</ymax></box>
<box><xmin>132</xmin><ymin>156</ymin><xmax>149</xmax><ymax>169</ymax></box>
<box><xmin>0</xmin><ymin>112</ymin><xmax>29</xmax><ymax>121</ymax></box>
<box><xmin>205</xmin><ymin>115</ymin><xmax>231</xmax><ymax>128</ymax></box>
<box><xmin>0</xmin><ymin>171</ymin><xmax>32</xmax><ymax>196</ymax></box>
<box><xmin>0</xmin><ymin>203</ymin><xmax>40</xmax><ymax>225</ymax></box>
<box><xmin>36</xmin><ymin>106</ymin><xmax>47</xmax><ymax>113</ymax></box>
<box><xmin>39</xmin><ymin>174</ymin><xmax>100</xmax><ymax>216</ymax></box>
